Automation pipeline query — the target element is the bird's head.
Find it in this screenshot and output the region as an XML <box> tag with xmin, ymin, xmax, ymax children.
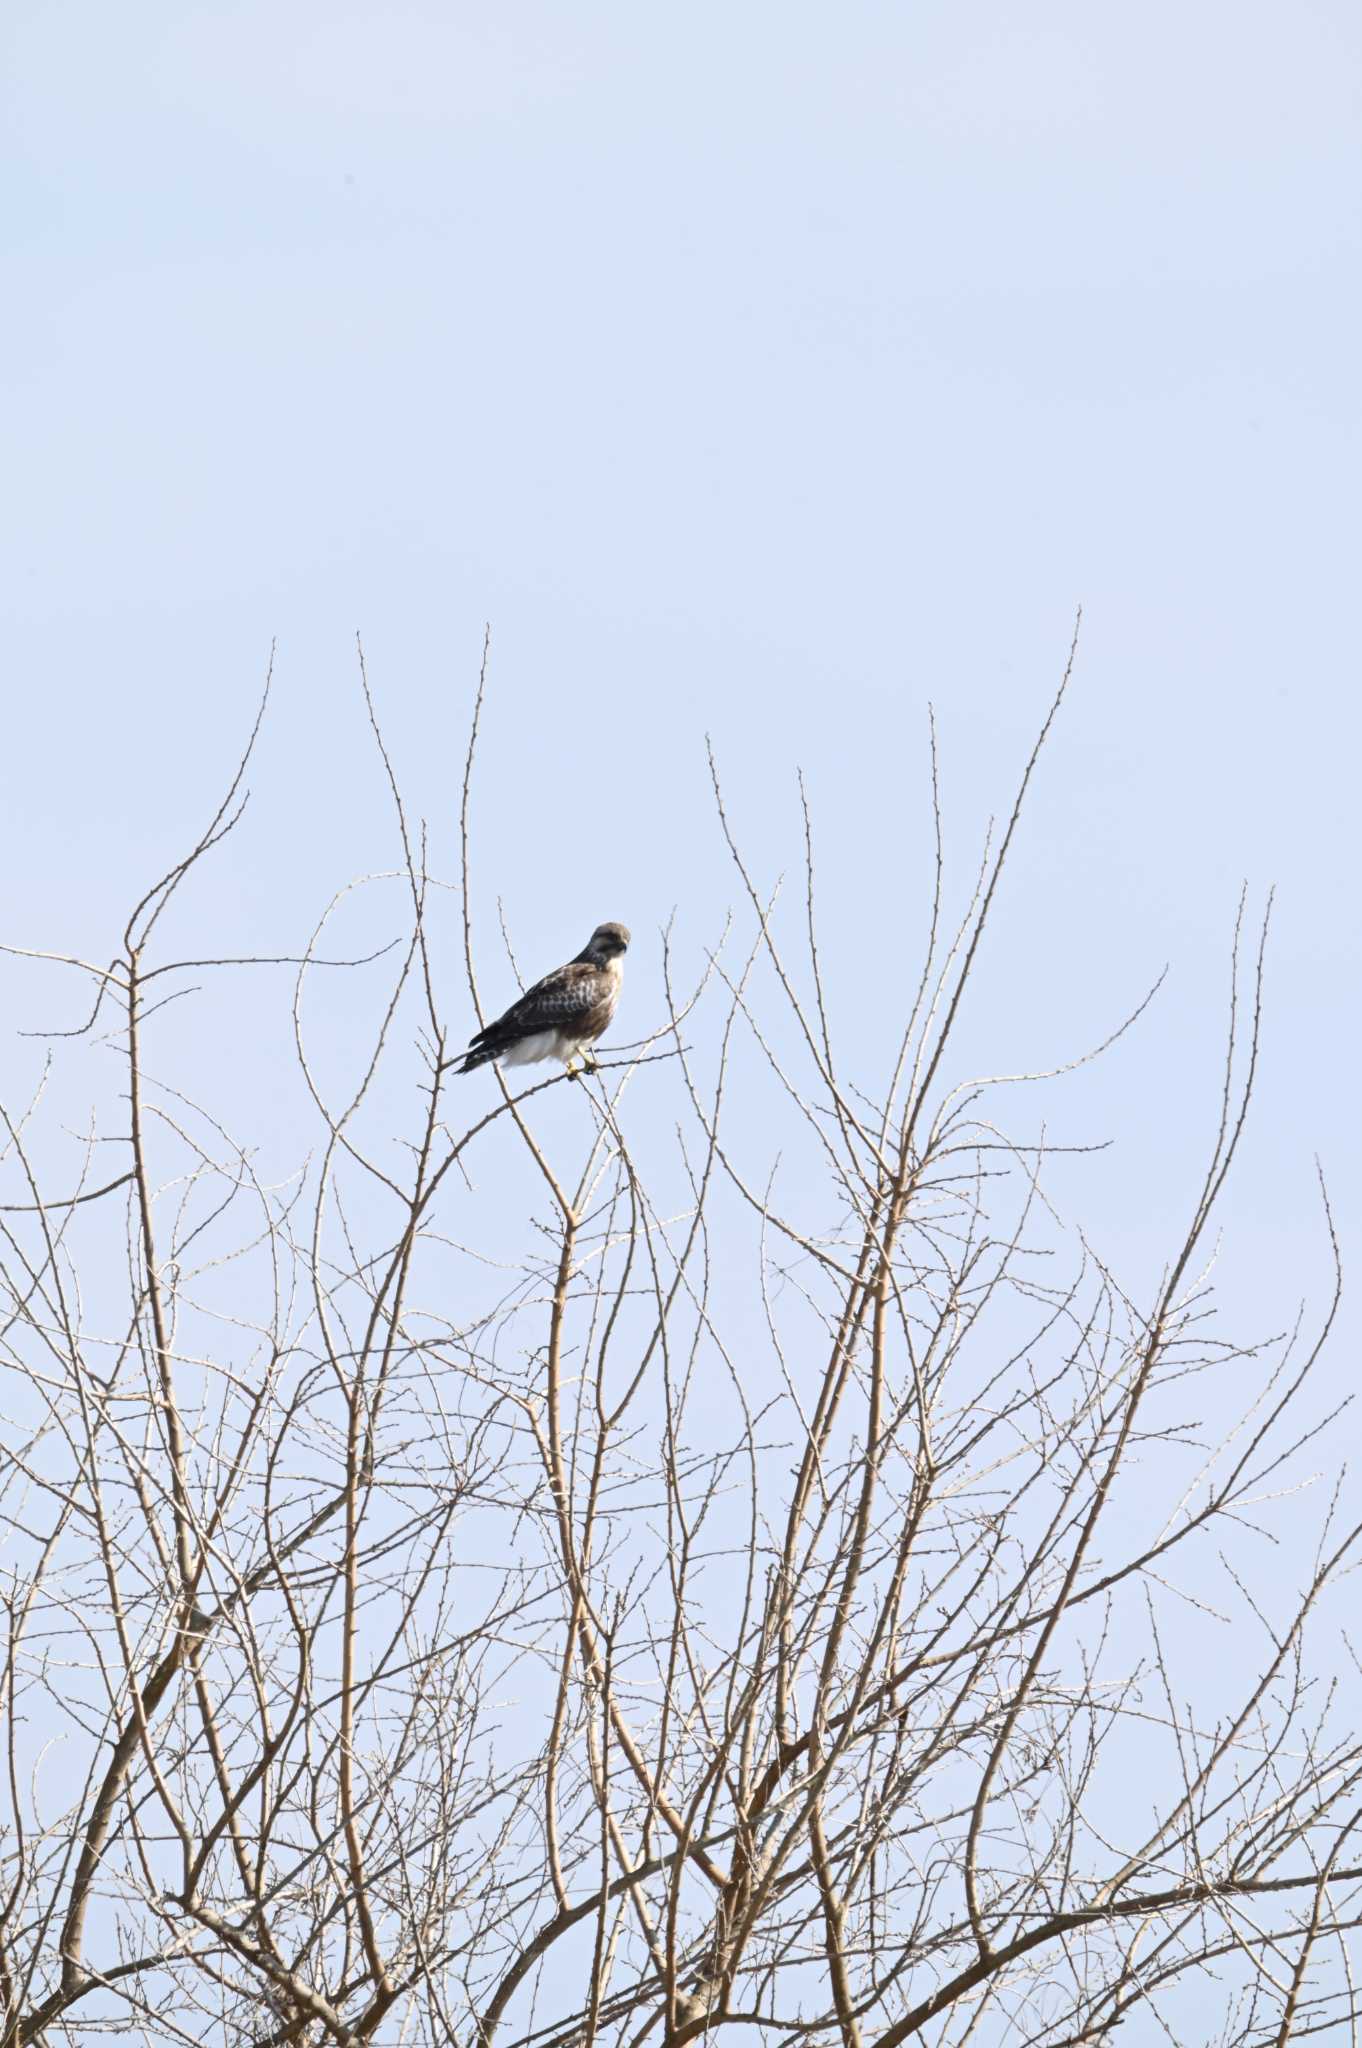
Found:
<box><xmin>584</xmin><ymin>921</ymin><xmax>631</xmax><ymax>962</ymax></box>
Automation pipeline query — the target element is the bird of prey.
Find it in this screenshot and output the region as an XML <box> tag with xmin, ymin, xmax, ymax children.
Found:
<box><xmin>457</xmin><ymin>922</ymin><xmax>630</xmax><ymax>1077</ymax></box>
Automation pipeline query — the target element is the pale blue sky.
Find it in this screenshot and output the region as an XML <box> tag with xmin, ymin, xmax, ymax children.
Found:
<box><xmin>4</xmin><ymin>0</ymin><xmax>1358</xmax><ymax>1291</ymax></box>
<box><xmin>2</xmin><ymin>4</ymin><xmax>1360</xmax><ymax>2037</ymax></box>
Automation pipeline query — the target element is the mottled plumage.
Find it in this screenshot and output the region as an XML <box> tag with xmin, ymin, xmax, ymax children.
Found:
<box><xmin>458</xmin><ymin>922</ymin><xmax>630</xmax><ymax>1076</ymax></box>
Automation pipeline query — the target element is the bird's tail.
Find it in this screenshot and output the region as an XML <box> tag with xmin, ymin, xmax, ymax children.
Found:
<box><xmin>456</xmin><ymin>1026</ymin><xmax>504</xmax><ymax>1075</ymax></box>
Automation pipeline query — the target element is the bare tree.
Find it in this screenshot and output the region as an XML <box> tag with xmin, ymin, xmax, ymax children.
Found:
<box><xmin>1</xmin><ymin>628</ymin><xmax>1356</xmax><ymax>2048</ymax></box>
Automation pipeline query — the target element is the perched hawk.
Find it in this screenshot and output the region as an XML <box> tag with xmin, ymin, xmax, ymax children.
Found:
<box><xmin>457</xmin><ymin>922</ymin><xmax>630</xmax><ymax>1077</ymax></box>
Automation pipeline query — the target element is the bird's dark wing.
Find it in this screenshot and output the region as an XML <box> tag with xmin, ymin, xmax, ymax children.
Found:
<box><xmin>470</xmin><ymin>961</ymin><xmax>603</xmax><ymax>1045</ymax></box>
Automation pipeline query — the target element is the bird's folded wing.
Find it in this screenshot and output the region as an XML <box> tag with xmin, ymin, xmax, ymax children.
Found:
<box><xmin>474</xmin><ymin>963</ymin><xmax>599</xmax><ymax>1041</ymax></box>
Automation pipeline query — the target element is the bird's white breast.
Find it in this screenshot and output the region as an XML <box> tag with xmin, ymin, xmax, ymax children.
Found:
<box><xmin>499</xmin><ymin>1029</ymin><xmax>562</xmax><ymax>1067</ymax></box>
